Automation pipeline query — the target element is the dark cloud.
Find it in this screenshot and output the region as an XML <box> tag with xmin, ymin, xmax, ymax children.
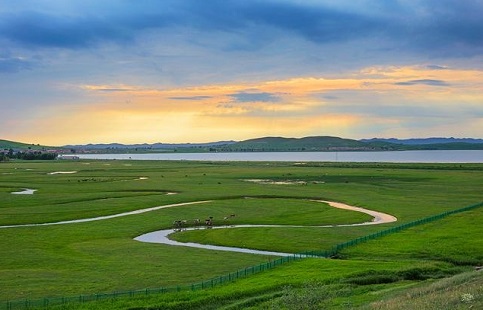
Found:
<box><xmin>0</xmin><ymin>5</ymin><xmax>175</xmax><ymax>48</ymax></box>
<box><xmin>229</xmin><ymin>91</ymin><xmax>280</xmax><ymax>103</ymax></box>
<box><xmin>395</xmin><ymin>79</ymin><xmax>450</xmax><ymax>87</ymax></box>
<box><xmin>169</xmin><ymin>96</ymin><xmax>212</xmax><ymax>100</ymax></box>
<box><xmin>1</xmin><ymin>12</ymin><xmax>137</xmax><ymax>48</ymax></box>
<box><xmin>0</xmin><ymin>1</ymin><xmax>482</xmax><ymax>58</ymax></box>
<box><xmin>180</xmin><ymin>0</ymin><xmax>383</xmax><ymax>43</ymax></box>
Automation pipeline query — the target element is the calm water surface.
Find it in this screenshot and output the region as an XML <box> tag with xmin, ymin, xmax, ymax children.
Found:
<box><xmin>76</xmin><ymin>150</ymin><xmax>483</xmax><ymax>163</ymax></box>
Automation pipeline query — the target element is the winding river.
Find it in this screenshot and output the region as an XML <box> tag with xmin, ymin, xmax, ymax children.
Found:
<box><xmin>135</xmin><ymin>200</ymin><xmax>397</xmax><ymax>256</ymax></box>
<box><xmin>1</xmin><ymin>199</ymin><xmax>397</xmax><ymax>256</ymax></box>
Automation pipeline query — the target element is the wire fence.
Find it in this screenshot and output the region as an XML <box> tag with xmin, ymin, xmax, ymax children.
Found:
<box><xmin>3</xmin><ymin>201</ymin><xmax>482</xmax><ymax>310</ymax></box>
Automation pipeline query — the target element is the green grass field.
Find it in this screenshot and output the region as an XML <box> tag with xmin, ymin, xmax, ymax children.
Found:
<box><xmin>0</xmin><ymin>160</ymin><xmax>481</xmax><ymax>309</ymax></box>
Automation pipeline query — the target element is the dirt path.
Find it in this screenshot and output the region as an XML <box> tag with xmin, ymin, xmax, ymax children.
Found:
<box><xmin>0</xmin><ymin>201</ymin><xmax>210</xmax><ymax>229</ymax></box>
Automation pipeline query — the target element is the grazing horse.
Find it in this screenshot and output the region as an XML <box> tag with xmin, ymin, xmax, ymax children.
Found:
<box><xmin>205</xmin><ymin>217</ymin><xmax>213</xmax><ymax>228</ymax></box>
<box><xmin>172</xmin><ymin>220</ymin><xmax>182</xmax><ymax>230</ymax></box>
<box><xmin>173</xmin><ymin>220</ymin><xmax>187</xmax><ymax>231</ymax></box>
<box><xmin>224</xmin><ymin>214</ymin><xmax>236</xmax><ymax>226</ymax></box>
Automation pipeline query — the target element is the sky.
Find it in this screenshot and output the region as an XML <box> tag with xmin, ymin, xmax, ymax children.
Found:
<box><xmin>1</xmin><ymin>0</ymin><xmax>483</xmax><ymax>145</ymax></box>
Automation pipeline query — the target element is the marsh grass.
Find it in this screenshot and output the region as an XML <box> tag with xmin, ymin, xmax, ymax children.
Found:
<box><xmin>38</xmin><ymin>259</ymin><xmax>453</xmax><ymax>310</ymax></box>
<box><xmin>0</xmin><ymin>160</ymin><xmax>482</xmax><ymax>306</ymax></box>
<box><xmin>364</xmin><ymin>270</ymin><xmax>483</xmax><ymax>310</ymax></box>
<box><xmin>340</xmin><ymin>209</ymin><xmax>483</xmax><ymax>265</ymax></box>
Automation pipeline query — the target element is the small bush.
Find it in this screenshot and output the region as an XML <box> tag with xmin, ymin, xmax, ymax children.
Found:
<box><xmin>344</xmin><ymin>274</ymin><xmax>400</xmax><ymax>285</ymax></box>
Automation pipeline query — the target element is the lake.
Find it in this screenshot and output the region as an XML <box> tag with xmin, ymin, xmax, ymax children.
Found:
<box><xmin>75</xmin><ymin>150</ymin><xmax>483</xmax><ymax>163</ymax></box>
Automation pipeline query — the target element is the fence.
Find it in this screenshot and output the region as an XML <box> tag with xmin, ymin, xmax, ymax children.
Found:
<box><xmin>3</xmin><ymin>201</ymin><xmax>482</xmax><ymax>310</ymax></box>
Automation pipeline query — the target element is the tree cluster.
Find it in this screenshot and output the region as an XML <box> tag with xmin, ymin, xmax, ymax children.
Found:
<box><xmin>0</xmin><ymin>149</ymin><xmax>58</xmax><ymax>161</ymax></box>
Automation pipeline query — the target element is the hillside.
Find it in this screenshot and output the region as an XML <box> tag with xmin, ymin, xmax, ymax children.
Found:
<box><xmin>3</xmin><ymin>136</ymin><xmax>483</xmax><ymax>154</ymax></box>
<box><xmin>216</xmin><ymin>136</ymin><xmax>404</xmax><ymax>152</ymax></box>
<box><xmin>362</xmin><ymin>137</ymin><xmax>483</xmax><ymax>145</ymax></box>
<box><xmin>217</xmin><ymin>136</ymin><xmax>483</xmax><ymax>152</ymax></box>
<box><xmin>0</xmin><ymin>139</ymin><xmax>61</xmax><ymax>151</ymax></box>
<box><xmin>64</xmin><ymin>141</ymin><xmax>235</xmax><ymax>151</ymax></box>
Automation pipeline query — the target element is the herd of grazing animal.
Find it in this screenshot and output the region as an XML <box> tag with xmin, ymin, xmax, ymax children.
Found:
<box><xmin>172</xmin><ymin>214</ymin><xmax>235</xmax><ymax>231</ymax></box>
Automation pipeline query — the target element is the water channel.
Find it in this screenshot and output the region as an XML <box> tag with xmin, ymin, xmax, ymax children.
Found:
<box><xmin>76</xmin><ymin>150</ymin><xmax>483</xmax><ymax>163</ymax></box>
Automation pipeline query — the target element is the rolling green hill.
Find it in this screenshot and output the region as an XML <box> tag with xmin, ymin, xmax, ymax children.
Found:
<box><xmin>216</xmin><ymin>136</ymin><xmax>404</xmax><ymax>152</ymax></box>
<box><xmin>0</xmin><ymin>139</ymin><xmax>60</xmax><ymax>151</ymax></box>
<box><xmin>3</xmin><ymin>136</ymin><xmax>483</xmax><ymax>154</ymax></box>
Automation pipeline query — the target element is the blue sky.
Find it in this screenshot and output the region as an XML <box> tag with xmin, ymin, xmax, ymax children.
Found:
<box><xmin>1</xmin><ymin>0</ymin><xmax>482</xmax><ymax>145</ymax></box>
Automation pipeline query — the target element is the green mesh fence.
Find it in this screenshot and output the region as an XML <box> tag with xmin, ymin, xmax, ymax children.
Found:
<box><xmin>3</xmin><ymin>201</ymin><xmax>482</xmax><ymax>310</ymax></box>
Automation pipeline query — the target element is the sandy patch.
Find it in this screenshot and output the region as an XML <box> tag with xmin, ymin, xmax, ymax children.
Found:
<box><xmin>244</xmin><ymin>179</ymin><xmax>307</xmax><ymax>185</ymax></box>
<box><xmin>48</xmin><ymin>171</ymin><xmax>78</xmax><ymax>175</ymax></box>
<box><xmin>316</xmin><ymin>200</ymin><xmax>398</xmax><ymax>225</ymax></box>
<box><xmin>166</xmin><ymin>192</ymin><xmax>178</xmax><ymax>195</ymax></box>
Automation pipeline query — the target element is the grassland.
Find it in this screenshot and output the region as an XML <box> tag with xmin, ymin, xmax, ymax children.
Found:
<box><xmin>0</xmin><ymin>159</ymin><xmax>481</xmax><ymax>309</ymax></box>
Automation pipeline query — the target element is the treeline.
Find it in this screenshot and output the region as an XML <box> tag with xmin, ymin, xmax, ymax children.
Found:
<box><xmin>0</xmin><ymin>150</ymin><xmax>58</xmax><ymax>161</ymax></box>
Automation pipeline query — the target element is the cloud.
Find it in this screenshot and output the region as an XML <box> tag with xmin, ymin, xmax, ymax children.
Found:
<box><xmin>96</xmin><ymin>88</ymin><xmax>132</xmax><ymax>92</ymax></box>
<box><xmin>395</xmin><ymin>79</ymin><xmax>450</xmax><ymax>87</ymax></box>
<box><xmin>1</xmin><ymin>0</ymin><xmax>481</xmax><ymax>58</ymax></box>
<box><xmin>426</xmin><ymin>65</ymin><xmax>448</xmax><ymax>70</ymax></box>
<box><xmin>1</xmin><ymin>12</ymin><xmax>132</xmax><ymax>48</ymax></box>
<box><xmin>81</xmin><ymin>85</ymin><xmax>138</xmax><ymax>92</ymax></box>
<box><xmin>0</xmin><ymin>55</ymin><xmax>33</xmax><ymax>73</ymax></box>
<box><xmin>0</xmin><ymin>4</ymin><xmax>176</xmax><ymax>48</ymax></box>
<box><xmin>229</xmin><ymin>91</ymin><xmax>281</xmax><ymax>103</ymax></box>
<box><xmin>169</xmin><ymin>96</ymin><xmax>212</xmax><ymax>100</ymax></box>
<box><xmin>4</xmin><ymin>64</ymin><xmax>483</xmax><ymax>144</ymax></box>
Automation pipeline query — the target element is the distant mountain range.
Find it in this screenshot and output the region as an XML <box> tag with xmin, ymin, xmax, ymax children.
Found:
<box><xmin>361</xmin><ymin>137</ymin><xmax>483</xmax><ymax>145</ymax></box>
<box><xmin>63</xmin><ymin>141</ymin><xmax>236</xmax><ymax>150</ymax></box>
<box><xmin>216</xmin><ymin>136</ymin><xmax>483</xmax><ymax>152</ymax></box>
<box><xmin>61</xmin><ymin>136</ymin><xmax>483</xmax><ymax>153</ymax></box>
<box><xmin>2</xmin><ymin>136</ymin><xmax>483</xmax><ymax>154</ymax></box>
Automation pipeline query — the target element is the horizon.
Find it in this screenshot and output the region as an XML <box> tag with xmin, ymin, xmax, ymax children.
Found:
<box><xmin>4</xmin><ymin>135</ymin><xmax>483</xmax><ymax>148</ymax></box>
<box><xmin>1</xmin><ymin>1</ymin><xmax>483</xmax><ymax>145</ymax></box>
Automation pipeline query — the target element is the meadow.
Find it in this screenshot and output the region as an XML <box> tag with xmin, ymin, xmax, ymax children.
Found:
<box><xmin>0</xmin><ymin>159</ymin><xmax>481</xmax><ymax>309</ymax></box>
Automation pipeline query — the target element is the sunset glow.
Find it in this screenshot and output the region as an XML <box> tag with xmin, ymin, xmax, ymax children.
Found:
<box><xmin>1</xmin><ymin>1</ymin><xmax>482</xmax><ymax>145</ymax></box>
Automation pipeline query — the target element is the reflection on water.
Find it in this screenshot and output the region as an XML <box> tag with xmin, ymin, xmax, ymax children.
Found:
<box><xmin>135</xmin><ymin>228</ymin><xmax>292</xmax><ymax>256</ymax></box>
<box><xmin>11</xmin><ymin>188</ymin><xmax>37</xmax><ymax>195</ymax></box>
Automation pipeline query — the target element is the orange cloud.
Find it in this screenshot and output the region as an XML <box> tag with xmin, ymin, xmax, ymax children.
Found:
<box><xmin>12</xmin><ymin>64</ymin><xmax>483</xmax><ymax>145</ymax></box>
